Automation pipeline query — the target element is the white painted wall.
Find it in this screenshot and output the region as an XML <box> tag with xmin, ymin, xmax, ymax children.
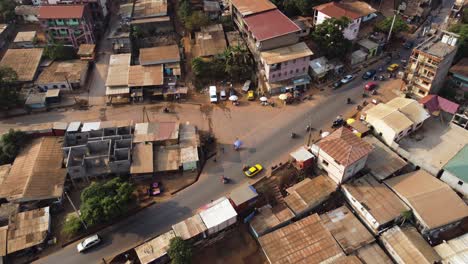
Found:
<box><xmin>342</xmin><ymin>187</ymin><xmax>381</xmax><ymax>233</ymax></box>
<box><xmin>314</xmin><ymin>11</ymin><xmax>361</xmax><ymax>40</ymax></box>
<box><xmin>317</xmin><ymin>149</ymin><xmax>368</xmax><ymax>184</ymax></box>
<box><xmin>441</xmin><ymin>171</ymin><xmax>468</xmax><ymax>198</ymax></box>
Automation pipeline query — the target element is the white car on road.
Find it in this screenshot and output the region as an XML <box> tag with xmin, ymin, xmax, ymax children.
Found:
<box><xmin>340</xmin><ymin>75</ymin><xmax>355</xmax><ymax>84</ymax></box>
<box><xmin>77</xmin><ymin>234</ymin><xmax>101</xmax><ymax>253</ymax></box>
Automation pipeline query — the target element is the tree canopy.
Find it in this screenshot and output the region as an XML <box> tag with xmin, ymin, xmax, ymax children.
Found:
<box><xmin>80</xmin><ymin>178</ymin><xmax>135</xmax><ymax>226</ymax></box>
<box><xmin>311</xmin><ymin>17</ymin><xmax>352</xmax><ymax>58</ymax></box>
<box><xmin>0</xmin><ymin>0</ymin><xmax>16</xmax><ymax>23</ymax></box>
<box><xmin>375</xmin><ymin>15</ymin><xmax>409</xmax><ymax>35</ymax></box>
<box><xmin>0</xmin><ymin>67</ymin><xmax>20</xmax><ymax>111</ymax></box>
<box><xmin>450</xmin><ymin>21</ymin><xmax>468</xmax><ymax>60</ymax></box>
<box><xmin>0</xmin><ymin>129</ymin><xmax>28</xmax><ymax>165</ymax></box>
<box><xmin>271</xmin><ymin>0</ymin><xmax>314</xmax><ymax>16</ymax></box>
<box><xmin>44</xmin><ymin>43</ymin><xmax>76</xmax><ymax>60</ymax></box>
<box><xmin>168</xmin><ymin>237</ymin><xmax>192</xmax><ymax>264</ymax></box>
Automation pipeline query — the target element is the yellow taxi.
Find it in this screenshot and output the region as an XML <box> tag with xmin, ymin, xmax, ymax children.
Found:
<box><xmin>247</xmin><ymin>90</ymin><xmax>255</xmax><ymax>100</ymax></box>
<box><xmin>387</xmin><ymin>63</ymin><xmax>399</xmax><ymax>72</ymax></box>
<box><xmin>244</xmin><ymin>164</ymin><xmax>263</xmax><ymax>177</ymax></box>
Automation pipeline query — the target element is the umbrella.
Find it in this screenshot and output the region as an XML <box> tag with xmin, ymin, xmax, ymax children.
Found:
<box><xmin>229</xmin><ymin>95</ymin><xmax>239</xmax><ymax>101</ymax></box>
<box><xmin>260</xmin><ymin>96</ymin><xmax>268</xmax><ymax>102</ymax></box>
<box><xmin>321</xmin><ymin>131</ymin><xmax>330</xmax><ymax>138</ymax></box>
<box><xmin>278</xmin><ymin>94</ymin><xmax>288</xmax><ymax>100</ymax></box>
<box><xmin>234</xmin><ymin>139</ymin><xmax>243</xmax><ymax>149</ymax></box>
<box><xmin>346</xmin><ymin>118</ymin><xmax>356</xmax><ymax>125</ymax></box>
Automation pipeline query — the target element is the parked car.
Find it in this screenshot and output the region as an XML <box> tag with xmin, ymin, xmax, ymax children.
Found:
<box><xmin>403</xmin><ymin>40</ymin><xmax>414</xmax><ymax>49</ymax></box>
<box><xmin>77</xmin><ymin>234</ymin><xmax>101</xmax><ymax>253</ymax></box>
<box><xmin>220</xmin><ymin>89</ymin><xmax>227</xmax><ymax>100</ymax></box>
<box><xmin>229</xmin><ymin>88</ymin><xmax>236</xmax><ymax>96</ymax></box>
<box><xmin>362</xmin><ymin>70</ymin><xmax>376</xmax><ymax>80</ymax></box>
<box><xmin>364</xmin><ymin>82</ymin><xmax>378</xmax><ymax>91</ymax></box>
<box><xmin>340</xmin><ymin>74</ymin><xmax>355</xmax><ymax>84</ymax></box>
<box><xmin>243</xmin><ymin>164</ymin><xmax>263</xmax><ymax>177</ymax></box>
<box><xmin>333</xmin><ymin>80</ymin><xmax>343</xmax><ymax>88</ymax></box>
<box><xmin>247</xmin><ymin>90</ymin><xmax>255</xmax><ymax>100</ymax></box>
<box><xmin>387</xmin><ymin>63</ymin><xmax>399</xmax><ymax>72</ymax></box>
<box><xmin>209</xmin><ymin>86</ymin><xmax>217</xmax><ymax>103</ymax></box>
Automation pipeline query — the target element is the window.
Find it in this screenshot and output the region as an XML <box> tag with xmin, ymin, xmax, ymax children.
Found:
<box><xmin>61</xmin><ymin>84</ymin><xmax>66</xmax><ymax>88</ymax></box>
<box><xmin>302</xmin><ymin>67</ymin><xmax>306</xmax><ymax>72</ymax></box>
<box><xmin>272</xmin><ymin>74</ymin><xmax>276</xmax><ymax>78</ymax></box>
<box><xmin>334</xmin><ymin>159</ymin><xmax>341</xmax><ymax>165</ymax></box>
<box><xmin>53</xmin><ymin>85</ymin><xmax>58</xmax><ymax>88</ymax></box>
<box><xmin>284</xmin><ymin>61</ymin><xmax>288</xmax><ymax>66</ymax></box>
<box><xmin>354</xmin><ymin>29</ymin><xmax>357</xmax><ymax>33</ymax></box>
<box><xmin>458</xmin><ymin>181</ymin><xmax>464</xmax><ymax>186</ymax></box>
<box><xmin>296</xmin><ymin>69</ymin><xmax>299</xmax><ymax>73</ymax></box>
<box><xmin>322</xmin><ymin>160</ymin><xmax>329</xmax><ymax>166</ymax></box>
<box><xmin>278</xmin><ymin>73</ymin><xmax>281</xmax><ymax>77</ymax></box>
<box><xmin>284</xmin><ymin>71</ymin><xmax>287</xmax><ymax>76</ymax></box>
<box><xmin>290</xmin><ymin>70</ymin><xmax>293</xmax><ymax>74</ymax></box>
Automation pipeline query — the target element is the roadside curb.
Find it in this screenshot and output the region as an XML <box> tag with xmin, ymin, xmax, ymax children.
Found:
<box><xmin>60</xmin><ymin>201</ymin><xmax>156</xmax><ymax>248</ymax></box>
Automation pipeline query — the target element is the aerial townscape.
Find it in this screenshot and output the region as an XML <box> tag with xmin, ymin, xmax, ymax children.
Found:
<box><xmin>0</xmin><ymin>0</ymin><xmax>468</xmax><ymax>263</ymax></box>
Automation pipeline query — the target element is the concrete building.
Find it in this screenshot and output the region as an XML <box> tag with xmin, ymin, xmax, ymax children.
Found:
<box><xmin>400</xmin><ymin>0</ymin><xmax>436</xmax><ymax>21</ymax></box>
<box><xmin>380</xmin><ymin>226</ymin><xmax>441</xmax><ymax>264</ymax></box>
<box><xmin>260</xmin><ymin>42</ymin><xmax>312</xmax><ymax>84</ymax></box>
<box><xmin>231</xmin><ymin>0</ymin><xmax>299</xmax><ymax>54</ymax></box>
<box><xmin>313</xmin><ymin>0</ymin><xmax>376</xmax><ymax>41</ymax></box>
<box><xmin>63</xmin><ymin>121</ymin><xmax>133</xmax><ymax>183</ymax></box>
<box><xmin>108</xmin><ymin>2</ymin><xmax>132</xmax><ymax>54</ymax></box>
<box><xmin>440</xmin><ymin>145</ymin><xmax>468</xmax><ymax>198</ymax></box>
<box><xmin>365</xmin><ymin>97</ymin><xmax>430</xmax><ymax>147</ymax></box>
<box><xmin>405</xmin><ymin>31</ymin><xmax>459</xmax><ymax>97</ymax></box>
<box><xmin>36</xmin><ymin>60</ymin><xmax>89</xmax><ymax>91</ymax></box>
<box><xmin>449</xmin><ymin>57</ymin><xmax>468</xmax><ymax>100</ymax></box>
<box><xmin>312</xmin><ymin>127</ymin><xmax>373</xmax><ymax>184</ymax></box>
<box><xmin>193</xmin><ymin>24</ymin><xmax>227</xmax><ymax>58</ymax></box>
<box><xmin>385</xmin><ymin>170</ymin><xmax>468</xmax><ymax>242</ymax></box>
<box><xmin>41</xmin><ymin>0</ymin><xmax>108</xmax><ymax>21</ymax></box>
<box><xmin>342</xmin><ymin>174</ymin><xmax>410</xmax><ymax>235</ymax></box>
<box><xmin>38</xmin><ymin>4</ymin><xmax>95</xmax><ymax>49</ymax></box>
<box><xmin>130</xmin><ymin>0</ymin><xmax>172</xmax><ymax>34</ymax></box>
<box><xmin>249</xmin><ymin>203</ymin><xmax>295</xmax><ymax>238</ymax></box>
<box><xmin>139</xmin><ymin>44</ymin><xmax>181</xmax><ymax>78</ymax></box>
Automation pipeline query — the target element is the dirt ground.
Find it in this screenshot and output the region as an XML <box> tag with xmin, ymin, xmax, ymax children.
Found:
<box><xmin>134</xmin><ymin>171</ymin><xmax>199</xmax><ymax>202</ymax></box>
<box><xmin>192</xmin><ymin>225</ymin><xmax>267</xmax><ymax>264</ymax></box>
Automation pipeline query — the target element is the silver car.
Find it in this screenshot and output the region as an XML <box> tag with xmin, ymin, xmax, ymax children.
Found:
<box><xmin>340</xmin><ymin>74</ymin><xmax>355</xmax><ymax>84</ymax></box>
<box><xmin>77</xmin><ymin>234</ymin><xmax>101</xmax><ymax>253</ymax></box>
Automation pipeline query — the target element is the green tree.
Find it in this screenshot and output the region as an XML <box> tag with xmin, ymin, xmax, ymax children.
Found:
<box><xmin>375</xmin><ymin>15</ymin><xmax>409</xmax><ymax>35</ymax></box>
<box><xmin>80</xmin><ymin>178</ymin><xmax>135</xmax><ymax>227</ymax></box>
<box><xmin>0</xmin><ymin>0</ymin><xmax>16</xmax><ymax>23</ymax></box>
<box><xmin>311</xmin><ymin>17</ymin><xmax>352</xmax><ymax>58</ymax></box>
<box><xmin>449</xmin><ymin>23</ymin><xmax>468</xmax><ymax>60</ymax></box>
<box><xmin>0</xmin><ymin>67</ymin><xmax>20</xmax><ymax>110</ymax></box>
<box><xmin>191</xmin><ymin>57</ymin><xmax>209</xmax><ymax>78</ymax></box>
<box><xmin>168</xmin><ymin>237</ymin><xmax>192</xmax><ymax>264</ymax></box>
<box><xmin>177</xmin><ymin>0</ymin><xmax>191</xmax><ymax>22</ymax></box>
<box><xmin>44</xmin><ymin>43</ymin><xmax>76</xmax><ymax>60</ymax></box>
<box><xmin>62</xmin><ymin>215</ymin><xmax>83</xmax><ymax>237</ymax></box>
<box><xmin>185</xmin><ymin>11</ymin><xmax>211</xmax><ymax>32</ymax></box>
<box><xmin>0</xmin><ymin>129</ymin><xmax>28</xmax><ymax>165</ymax></box>
<box><xmin>220</xmin><ymin>45</ymin><xmax>254</xmax><ymax>81</ymax></box>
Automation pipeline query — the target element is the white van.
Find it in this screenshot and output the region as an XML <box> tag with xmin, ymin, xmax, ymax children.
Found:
<box><xmin>209</xmin><ymin>86</ymin><xmax>218</xmax><ymax>103</ymax></box>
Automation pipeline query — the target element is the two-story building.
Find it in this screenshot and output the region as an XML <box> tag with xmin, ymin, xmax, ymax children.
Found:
<box><xmin>405</xmin><ymin>31</ymin><xmax>459</xmax><ymax>98</ymax></box>
<box><xmin>313</xmin><ymin>0</ymin><xmax>376</xmax><ymax>41</ymax></box>
<box><xmin>41</xmin><ymin>0</ymin><xmax>108</xmax><ymax>21</ymax></box>
<box><xmin>259</xmin><ymin>42</ymin><xmax>313</xmax><ymax>94</ymax></box>
<box><xmin>38</xmin><ymin>4</ymin><xmax>95</xmax><ymax>49</ymax></box>
<box><xmin>311</xmin><ymin>127</ymin><xmax>374</xmax><ymax>184</ymax></box>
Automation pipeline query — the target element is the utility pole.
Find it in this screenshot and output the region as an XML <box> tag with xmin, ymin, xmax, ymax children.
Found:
<box><xmin>64</xmin><ymin>191</ymin><xmax>88</xmax><ymax>230</ymax></box>
<box><xmin>387</xmin><ymin>10</ymin><xmax>398</xmax><ymax>43</ymax></box>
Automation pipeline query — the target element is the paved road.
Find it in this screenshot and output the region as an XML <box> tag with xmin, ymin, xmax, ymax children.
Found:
<box><xmin>36</xmin><ymin>73</ymin><xmax>377</xmax><ymax>263</ymax></box>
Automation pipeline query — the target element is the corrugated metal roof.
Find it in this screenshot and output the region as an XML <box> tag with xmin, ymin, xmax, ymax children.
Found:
<box><xmin>155</xmin><ymin>146</ymin><xmax>179</xmax><ymax>171</ymax></box>
<box><xmin>386</xmin><ymin>97</ymin><xmax>430</xmax><ymax>125</ymax></box>
<box><xmin>135</xmin><ymin>230</ymin><xmax>175</xmax><ymax>264</ymax></box>
<box><xmin>139</xmin><ymin>45</ymin><xmax>180</xmax><ymax>65</ymax></box>
<box><xmin>180</xmin><ymin>146</ymin><xmax>199</xmax><ymax>163</ymax></box>
<box><xmin>260</xmin><ymin>42</ymin><xmax>313</xmax><ymax>65</ymax></box>
<box><xmin>130</xmin><ymin>143</ymin><xmax>154</xmax><ymax>174</ymax></box>
<box><xmin>134</xmin><ymin>122</ymin><xmax>179</xmax><ymax>143</ymax></box>
<box><xmin>128</xmin><ymin>65</ymin><xmax>163</xmax><ymax>87</ymax></box>
<box><xmin>199</xmin><ymin>197</ymin><xmax>237</xmax><ymax>230</ymax></box>
<box><xmin>66</xmin><ymin>121</ymin><xmax>81</xmax><ymax>132</ymax></box>
<box><xmin>0</xmin><ymin>226</ymin><xmax>7</xmax><ymax>256</ymax></box>
<box><xmin>315</xmin><ymin>1</ymin><xmax>376</xmax><ymax>20</ymax></box>
<box><xmin>172</xmin><ymin>214</ymin><xmax>207</xmax><ymax>240</ymax></box>
<box><xmin>81</xmin><ymin>122</ymin><xmax>101</xmax><ymax>132</ymax></box>
<box><xmin>0</xmin><ymin>164</ymin><xmax>11</xmax><ymax>185</ymax></box>
<box><xmin>320</xmin><ymin>206</ymin><xmax>375</xmax><ymax>254</ymax></box>
<box><xmin>229</xmin><ymin>183</ymin><xmax>257</xmax><ymax>206</ymax></box>
<box><xmin>450</xmin><ymin>57</ymin><xmax>468</xmax><ymax>77</ymax></box>
<box><xmin>0</xmin><ymin>138</ymin><xmax>66</xmax><ymax>202</ymax></box>
<box><xmin>14</xmin><ymin>31</ymin><xmax>36</xmax><ymax>43</ymax></box>
<box><xmin>105</xmin><ymin>54</ymin><xmax>131</xmax><ymax>87</ymax></box>
<box><xmin>38</xmin><ymin>4</ymin><xmax>84</xmax><ymax>19</ymax></box>
<box><xmin>133</xmin><ymin>0</ymin><xmax>167</xmax><ymax>19</ymax></box>
<box><xmin>356</xmin><ymin>243</ymin><xmax>393</xmax><ymax>264</ymax></box>
<box><xmin>380</xmin><ymin>226</ymin><xmax>441</xmax><ymax>264</ymax></box>
<box><xmin>443</xmin><ymin>145</ymin><xmax>468</xmax><ymax>182</ymax></box>
<box><xmin>244</xmin><ymin>9</ymin><xmax>300</xmax><ymax>41</ymax></box>
<box><xmin>0</xmin><ymin>48</ymin><xmax>43</xmax><ymax>82</ymax></box>
<box><xmin>290</xmin><ymin>146</ymin><xmax>314</xmax><ymax>162</ymax></box>
<box><xmin>363</xmin><ymin>136</ymin><xmax>407</xmax><ymax>180</ymax></box>
<box><xmin>250</xmin><ymin>204</ymin><xmax>294</xmax><ymax>237</ymax></box>
<box><xmin>342</xmin><ymin>174</ymin><xmax>409</xmax><ymax>227</ymax></box>
<box><xmin>317</xmin><ymin>127</ymin><xmax>373</xmax><ymax>167</ymax></box>
<box><xmin>385</xmin><ymin>170</ymin><xmax>468</xmax><ymax>230</ymax></box>
<box><xmin>433</xmin><ymin>233</ymin><xmax>468</xmax><ymax>264</ymax></box>
<box><xmin>230</xmin><ymin>0</ymin><xmax>276</xmax><ymax>17</ymax></box>
<box><xmin>258</xmin><ymin>213</ymin><xmax>344</xmax><ymax>264</ymax></box>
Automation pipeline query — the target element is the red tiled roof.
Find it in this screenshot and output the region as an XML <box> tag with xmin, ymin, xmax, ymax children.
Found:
<box><xmin>450</xmin><ymin>57</ymin><xmax>468</xmax><ymax>77</ymax></box>
<box><xmin>419</xmin><ymin>95</ymin><xmax>459</xmax><ymax>115</ymax></box>
<box><xmin>317</xmin><ymin>127</ymin><xmax>373</xmax><ymax>166</ymax></box>
<box><xmin>39</xmin><ymin>5</ymin><xmax>85</xmax><ymax>19</ymax></box>
<box><xmin>244</xmin><ymin>9</ymin><xmax>300</xmax><ymax>41</ymax></box>
<box><xmin>315</xmin><ymin>1</ymin><xmax>375</xmax><ymax>20</ymax></box>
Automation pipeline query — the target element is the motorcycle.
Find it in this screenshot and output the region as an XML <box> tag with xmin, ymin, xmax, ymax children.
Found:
<box><xmin>291</xmin><ymin>132</ymin><xmax>297</xmax><ymax>139</ymax></box>
<box><xmin>221</xmin><ymin>176</ymin><xmax>230</xmax><ymax>184</ymax></box>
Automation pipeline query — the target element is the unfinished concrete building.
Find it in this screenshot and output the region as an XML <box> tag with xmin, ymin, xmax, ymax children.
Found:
<box><xmin>63</xmin><ymin>122</ymin><xmax>133</xmax><ymax>184</ymax></box>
